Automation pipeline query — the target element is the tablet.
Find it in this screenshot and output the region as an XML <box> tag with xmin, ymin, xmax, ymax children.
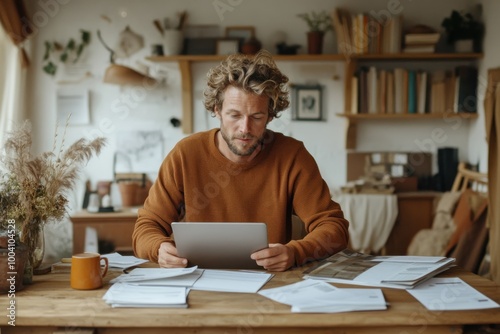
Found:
<box><xmin>171</xmin><ymin>222</ymin><xmax>268</xmax><ymax>269</ymax></box>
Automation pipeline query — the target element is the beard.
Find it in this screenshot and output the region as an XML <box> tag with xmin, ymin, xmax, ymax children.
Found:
<box><xmin>219</xmin><ymin>128</ymin><xmax>263</xmax><ymax>157</ymax></box>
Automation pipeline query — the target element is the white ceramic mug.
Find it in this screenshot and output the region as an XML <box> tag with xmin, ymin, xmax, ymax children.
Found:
<box><xmin>163</xmin><ymin>30</ymin><xmax>184</xmax><ymax>55</ymax></box>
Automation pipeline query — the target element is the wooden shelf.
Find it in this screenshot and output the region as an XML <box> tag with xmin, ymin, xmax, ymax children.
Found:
<box><xmin>146</xmin><ymin>52</ymin><xmax>483</xmax><ymax>135</ymax></box>
<box><xmin>342</xmin><ymin>52</ymin><xmax>483</xmax><ymax>149</ymax></box>
<box><xmin>146</xmin><ymin>53</ymin><xmax>347</xmax><ymax>62</ymax></box>
<box><xmin>337</xmin><ymin>112</ymin><xmax>479</xmax><ymax>150</ymax></box>
<box><xmin>337</xmin><ymin>112</ymin><xmax>479</xmax><ymax>120</ymax></box>
<box><xmin>147</xmin><ymin>54</ymin><xmax>347</xmax><ymax>134</ymax></box>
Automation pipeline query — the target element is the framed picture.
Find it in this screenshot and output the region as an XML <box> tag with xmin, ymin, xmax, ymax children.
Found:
<box><xmin>292</xmin><ymin>85</ymin><xmax>323</xmax><ymax>121</ymax></box>
<box><xmin>216</xmin><ymin>39</ymin><xmax>239</xmax><ymax>55</ymax></box>
<box><xmin>225</xmin><ymin>26</ymin><xmax>255</xmax><ymax>40</ymax></box>
<box><xmin>56</xmin><ymin>88</ymin><xmax>90</xmax><ymax>125</ymax></box>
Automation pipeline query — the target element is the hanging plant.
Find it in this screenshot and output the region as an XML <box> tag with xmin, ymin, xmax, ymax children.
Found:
<box><xmin>42</xmin><ymin>29</ymin><xmax>91</xmax><ymax>76</ymax></box>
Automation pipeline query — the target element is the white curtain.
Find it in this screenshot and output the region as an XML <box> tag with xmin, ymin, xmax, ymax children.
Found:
<box><xmin>0</xmin><ymin>24</ymin><xmax>25</xmax><ymax>145</ymax></box>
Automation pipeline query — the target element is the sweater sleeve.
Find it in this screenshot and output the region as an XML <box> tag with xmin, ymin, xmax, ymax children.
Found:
<box><xmin>285</xmin><ymin>145</ymin><xmax>349</xmax><ymax>266</ymax></box>
<box><xmin>132</xmin><ymin>147</ymin><xmax>185</xmax><ymax>262</ymax></box>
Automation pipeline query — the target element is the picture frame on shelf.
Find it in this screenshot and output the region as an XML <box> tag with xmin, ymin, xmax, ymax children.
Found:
<box><xmin>292</xmin><ymin>84</ymin><xmax>323</xmax><ymax>121</ymax></box>
<box><xmin>216</xmin><ymin>39</ymin><xmax>239</xmax><ymax>55</ymax></box>
<box><xmin>225</xmin><ymin>26</ymin><xmax>255</xmax><ymax>40</ymax></box>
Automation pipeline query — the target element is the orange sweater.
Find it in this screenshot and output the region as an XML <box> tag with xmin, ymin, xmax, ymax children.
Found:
<box><xmin>133</xmin><ymin>129</ymin><xmax>349</xmax><ymax>266</ymax></box>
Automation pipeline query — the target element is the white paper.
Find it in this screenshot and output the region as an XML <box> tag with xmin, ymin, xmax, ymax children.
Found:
<box><xmin>407</xmin><ymin>277</ymin><xmax>500</xmax><ymax>311</ymax></box>
<box><xmin>127</xmin><ymin>270</ymin><xmax>203</xmax><ymax>287</ymax></box>
<box><xmin>110</xmin><ymin>266</ymin><xmax>198</xmax><ymax>283</ymax></box>
<box><xmin>103</xmin><ymin>252</ymin><xmax>149</xmax><ymax>269</ymax></box>
<box><xmin>103</xmin><ymin>283</ymin><xmax>188</xmax><ymax>308</ymax></box>
<box><xmin>191</xmin><ymin>269</ymin><xmax>273</xmax><ymax>293</ymax></box>
<box><xmin>372</xmin><ymin>256</ymin><xmax>446</xmax><ymax>263</ymax></box>
<box><xmin>258</xmin><ymin>279</ymin><xmax>387</xmax><ymax>313</ymax></box>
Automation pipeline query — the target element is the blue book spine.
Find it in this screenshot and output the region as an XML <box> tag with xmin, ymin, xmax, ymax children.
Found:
<box><xmin>408</xmin><ymin>70</ymin><xmax>416</xmax><ymax>114</ymax></box>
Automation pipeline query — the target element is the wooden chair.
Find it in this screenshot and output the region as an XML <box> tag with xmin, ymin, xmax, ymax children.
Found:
<box><xmin>451</xmin><ymin>162</ymin><xmax>488</xmax><ymax>193</ymax></box>
<box><xmin>447</xmin><ymin>162</ymin><xmax>489</xmax><ymax>275</ymax></box>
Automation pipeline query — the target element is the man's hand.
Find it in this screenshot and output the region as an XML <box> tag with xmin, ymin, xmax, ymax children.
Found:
<box><xmin>158</xmin><ymin>242</ymin><xmax>188</xmax><ymax>268</ymax></box>
<box><xmin>250</xmin><ymin>243</ymin><xmax>295</xmax><ymax>272</ymax></box>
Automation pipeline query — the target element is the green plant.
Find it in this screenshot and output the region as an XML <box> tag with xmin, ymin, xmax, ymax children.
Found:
<box><xmin>0</xmin><ymin>119</ymin><xmax>105</xmax><ymax>265</ymax></box>
<box><xmin>441</xmin><ymin>10</ymin><xmax>484</xmax><ymax>43</ymax></box>
<box><xmin>43</xmin><ymin>30</ymin><xmax>91</xmax><ymax>75</ymax></box>
<box><xmin>297</xmin><ymin>11</ymin><xmax>333</xmax><ymax>32</ymax></box>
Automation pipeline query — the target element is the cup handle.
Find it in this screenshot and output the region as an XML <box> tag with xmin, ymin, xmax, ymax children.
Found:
<box><xmin>100</xmin><ymin>257</ymin><xmax>109</xmax><ymax>278</ymax></box>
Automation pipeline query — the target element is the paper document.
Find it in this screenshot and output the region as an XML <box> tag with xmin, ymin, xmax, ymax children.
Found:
<box><xmin>103</xmin><ymin>252</ymin><xmax>149</xmax><ymax>269</ymax></box>
<box><xmin>191</xmin><ymin>270</ymin><xmax>273</xmax><ymax>293</ymax></box>
<box><xmin>407</xmin><ymin>277</ymin><xmax>500</xmax><ymax>311</ymax></box>
<box><xmin>258</xmin><ymin>279</ymin><xmax>387</xmax><ymax>313</ymax></box>
<box><xmin>303</xmin><ymin>249</ymin><xmax>455</xmax><ymax>289</ymax></box>
<box><xmin>110</xmin><ymin>266</ymin><xmax>198</xmax><ymax>283</ymax></box>
<box><xmin>103</xmin><ymin>283</ymin><xmax>188</xmax><ymax>308</ymax></box>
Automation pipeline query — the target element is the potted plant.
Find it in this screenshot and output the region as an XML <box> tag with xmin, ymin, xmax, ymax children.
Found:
<box><xmin>297</xmin><ymin>11</ymin><xmax>333</xmax><ymax>54</ymax></box>
<box><xmin>0</xmin><ymin>120</ymin><xmax>106</xmax><ymax>284</ymax></box>
<box><xmin>441</xmin><ymin>10</ymin><xmax>484</xmax><ymax>52</ymax></box>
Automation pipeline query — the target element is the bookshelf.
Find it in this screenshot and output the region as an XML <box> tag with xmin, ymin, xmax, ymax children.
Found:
<box><xmin>147</xmin><ymin>54</ymin><xmax>345</xmax><ymax>134</ymax></box>
<box><xmin>340</xmin><ymin>52</ymin><xmax>483</xmax><ymax>149</ymax></box>
<box><xmin>147</xmin><ymin>52</ymin><xmax>482</xmax><ymax>148</ymax></box>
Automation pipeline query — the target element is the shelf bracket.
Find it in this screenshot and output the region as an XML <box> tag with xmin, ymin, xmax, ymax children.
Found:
<box><xmin>178</xmin><ymin>60</ymin><xmax>193</xmax><ymax>134</ymax></box>
<box><xmin>345</xmin><ymin>119</ymin><xmax>357</xmax><ymax>150</ymax></box>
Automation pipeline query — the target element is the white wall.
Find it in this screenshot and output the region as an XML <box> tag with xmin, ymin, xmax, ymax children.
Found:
<box><xmin>25</xmin><ymin>0</ymin><xmax>480</xmax><ymax>202</ymax></box>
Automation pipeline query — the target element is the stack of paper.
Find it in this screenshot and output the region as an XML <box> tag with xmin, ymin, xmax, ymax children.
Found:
<box><xmin>258</xmin><ymin>279</ymin><xmax>387</xmax><ymax>313</ymax></box>
<box><xmin>104</xmin><ymin>267</ymin><xmax>274</xmax><ymax>308</ymax></box>
<box><xmin>303</xmin><ymin>249</ymin><xmax>455</xmax><ymax>289</ymax></box>
<box><xmin>103</xmin><ymin>283</ymin><xmax>188</xmax><ymax>308</ymax></box>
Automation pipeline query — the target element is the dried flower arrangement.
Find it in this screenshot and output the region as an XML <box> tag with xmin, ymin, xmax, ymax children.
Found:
<box><xmin>0</xmin><ymin>120</ymin><xmax>106</xmax><ymax>269</ymax></box>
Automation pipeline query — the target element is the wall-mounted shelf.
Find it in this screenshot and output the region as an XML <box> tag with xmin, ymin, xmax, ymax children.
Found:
<box><xmin>337</xmin><ymin>112</ymin><xmax>479</xmax><ymax>150</ymax></box>
<box><xmin>146</xmin><ymin>54</ymin><xmax>346</xmax><ymax>134</ymax></box>
<box><xmin>146</xmin><ymin>52</ymin><xmax>483</xmax><ymax>137</ymax></box>
<box><xmin>342</xmin><ymin>52</ymin><xmax>483</xmax><ymax>149</ymax></box>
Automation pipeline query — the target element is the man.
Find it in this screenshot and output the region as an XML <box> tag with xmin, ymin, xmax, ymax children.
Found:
<box><xmin>133</xmin><ymin>50</ymin><xmax>349</xmax><ymax>271</ymax></box>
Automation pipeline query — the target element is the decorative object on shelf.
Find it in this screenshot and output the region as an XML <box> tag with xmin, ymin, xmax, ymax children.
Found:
<box><xmin>297</xmin><ymin>11</ymin><xmax>333</xmax><ymax>54</ymax></box>
<box><xmin>441</xmin><ymin>9</ymin><xmax>484</xmax><ymax>52</ymax></box>
<box><xmin>276</xmin><ymin>42</ymin><xmax>301</xmax><ymax>55</ymax></box>
<box><xmin>0</xmin><ymin>120</ymin><xmax>106</xmax><ymax>284</ymax></box>
<box><xmin>403</xmin><ymin>25</ymin><xmax>441</xmax><ymax>54</ymax></box>
<box><xmin>241</xmin><ymin>37</ymin><xmax>262</xmax><ymax>55</ymax></box>
<box><xmin>224</xmin><ymin>25</ymin><xmax>262</xmax><ymax>55</ymax></box>
<box><xmin>97</xmin><ymin>30</ymin><xmax>157</xmax><ymax>86</ymax></box>
<box><xmin>291</xmin><ymin>84</ymin><xmax>323</xmax><ymax>121</ymax></box>
<box><xmin>216</xmin><ymin>39</ymin><xmax>239</xmax><ymax>55</ymax></box>
<box><xmin>42</xmin><ymin>30</ymin><xmax>91</xmax><ymax>76</ymax></box>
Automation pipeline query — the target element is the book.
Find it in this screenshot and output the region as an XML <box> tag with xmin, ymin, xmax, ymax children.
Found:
<box><xmin>403</xmin><ymin>45</ymin><xmax>436</xmax><ymax>53</ymax></box>
<box><xmin>455</xmin><ymin>66</ymin><xmax>478</xmax><ymax>113</ymax></box>
<box><xmin>404</xmin><ymin>33</ymin><xmax>440</xmax><ymax>45</ymax></box>
<box><xmin>303</xmin><ymin>249</ymin><xmax>455</xmax><ymax>289</ymax></box>
<box><xmin>407</xmin><ymin>70</ymin><xmax>417</xmax><ymax>113</ymax></box>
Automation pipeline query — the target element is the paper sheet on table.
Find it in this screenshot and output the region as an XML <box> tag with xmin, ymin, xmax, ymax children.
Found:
<box><xmin>103</xmin><ymin>252</ymin><xmax>149</xmax><ymax>269</ymax></box>
<box><xmin>126</xmin><ymin>270</ymin><xmax>203</xmax><ymax>287</ymax></box>
<box><xmin>110</xmin><ymin>266</ymin><xmax>198</xmax><ymax>283</ymax></box>
<box><xmin>407</xmin><ymin>277</ymin><xmax>500</xmax><ymax>310</ymax></box>
<box><xmin>191</xmin><ymin>270</ymin><xmax>273</xmax><ymax>293</ymax></box>
<box><xmin>258</xmin><ymin>279</ymin><xmax>386</xmax><ymax>313</ymax></box>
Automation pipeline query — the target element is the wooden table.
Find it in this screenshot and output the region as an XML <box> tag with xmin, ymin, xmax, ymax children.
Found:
<box><xmin>1</xmin><ymin>265</ymin><xmax>499</xmax><ymax>334</ymax></box>
<box><xmin>70</xmin><ymin>208</ymin><xmax>138</xmax><ymax>254</ymax></box>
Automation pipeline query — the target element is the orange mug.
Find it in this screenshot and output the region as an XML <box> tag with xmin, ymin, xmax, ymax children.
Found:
<box><xmin>70</xmin><ymin>253</ymin><xmax>108</xmax><ymax>290</ymax></box>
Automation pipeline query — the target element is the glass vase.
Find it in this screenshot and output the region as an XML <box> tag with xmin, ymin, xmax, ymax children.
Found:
<box><xmin>20</xmin><ymin>223</ymin><xmax>45</xmax><ymax>270</ymax></box>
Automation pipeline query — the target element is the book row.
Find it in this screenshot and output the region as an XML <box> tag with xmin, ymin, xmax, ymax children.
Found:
<box><xmin>350</xmin><ymin>65</ymin><xmax>478</xmax><ymax>114</ymax></box>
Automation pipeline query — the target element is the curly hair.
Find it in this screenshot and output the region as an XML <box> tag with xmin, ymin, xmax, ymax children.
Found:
<box><xmin>203</xmin><ymin>50</ymin><xmax>290</xmax><ymax>118</ymax></box>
